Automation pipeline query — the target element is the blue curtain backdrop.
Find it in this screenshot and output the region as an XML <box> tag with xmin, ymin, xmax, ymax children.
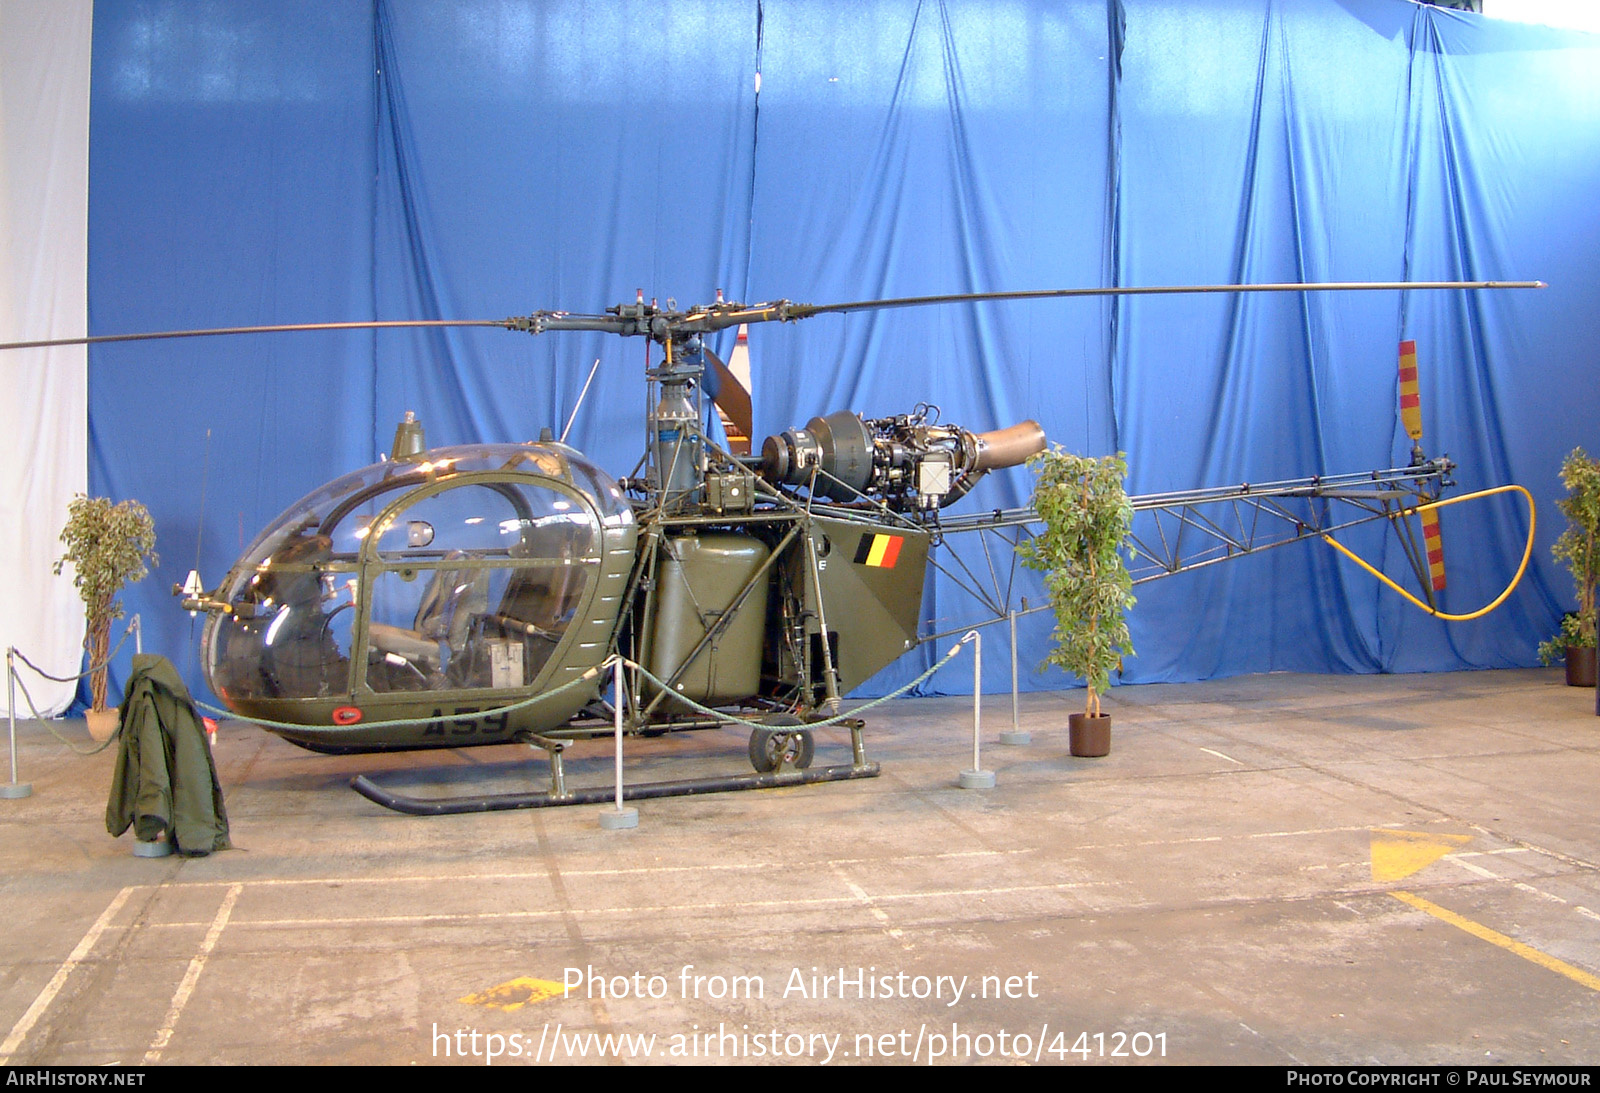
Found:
<box><xmin>86</xmin><ymin>0</ymin><xmax>1599</xmax><ymax>705</ymax></box>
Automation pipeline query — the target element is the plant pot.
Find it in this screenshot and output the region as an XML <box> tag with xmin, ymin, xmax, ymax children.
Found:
<box><xmin>1069</xmin><ymin>712</ymin><xmax>1111</xmax><ymax>757</ymax></box>
<box><xmin>1565</xmin><ymin>646</ymin><xmax>1597</xmax><ymax>688</ymax></box>
<box><xmin>86</xmin><ymin>707</ymin><xmax>120</xmax><ymax>744</ymax></box>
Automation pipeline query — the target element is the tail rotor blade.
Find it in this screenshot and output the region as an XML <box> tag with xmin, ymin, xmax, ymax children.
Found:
<box><xmin>1399</xmin><ymin>339</ymin><xmax>1424</xmax><ymax>443</ymax></box>
<box><xmin>1399</xmin><ymin>338</ymin><xmax>1446</xmax><ymax>593</ymax></box>
<box><xmin>1422</xmin><ymin>507</ymin><xmax>1447</xmax><ymax>592</ymax></box>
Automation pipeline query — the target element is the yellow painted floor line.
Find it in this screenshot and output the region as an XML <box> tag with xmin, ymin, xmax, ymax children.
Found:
<box><xmin>1390</xmin><ymin>889</ymin><xmax>1600</xmax><ymax>993</ymax></box>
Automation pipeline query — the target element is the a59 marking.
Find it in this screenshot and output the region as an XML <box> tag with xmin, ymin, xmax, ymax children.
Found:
<box><xmin>422</xmin><ymin>707</ymin><xmax>510</xmax><ymax>737</ymax></box>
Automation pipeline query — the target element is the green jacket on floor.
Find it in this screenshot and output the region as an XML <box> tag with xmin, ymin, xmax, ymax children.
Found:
<box><xmin>106</xmin><ymin>654</ymin><xmax>231</xmax><ymax>855</ymax></box>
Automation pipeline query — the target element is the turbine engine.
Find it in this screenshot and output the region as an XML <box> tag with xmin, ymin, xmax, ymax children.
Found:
<box><xmin>758</xmin><ymin>406</ymin><xmax>1045</xmax><ymax>511</ymax></box>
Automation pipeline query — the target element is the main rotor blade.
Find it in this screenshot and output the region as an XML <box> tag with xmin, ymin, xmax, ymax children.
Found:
<box><xmin>0</xmin><ymin>318</ymin><xmax>510</xmax><ymax>353</ymax></box>
<box><xmin>774</xmin><ymin>279</ymin><xmax>1546</xmax><ymax>323</ymax></box>
<box><xmin>1</xmin><ymin>279</ymin><xmax>1546</xmax><ymax>351</ymax></box>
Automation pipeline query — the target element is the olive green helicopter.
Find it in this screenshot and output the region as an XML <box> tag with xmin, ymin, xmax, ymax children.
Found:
<box><xmin>1</xmin><ymin>279</ymin><xmax>1542</xmax><ymax>812</ymax></box>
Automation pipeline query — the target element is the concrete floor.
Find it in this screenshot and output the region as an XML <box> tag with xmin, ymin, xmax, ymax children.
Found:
<box><xmin>2</xmin><ymin>668</ymin><xmax>1599</xmax><ymax>1066</ymax></box>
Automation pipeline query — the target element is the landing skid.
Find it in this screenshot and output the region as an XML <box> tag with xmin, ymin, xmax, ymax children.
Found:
<box><xmin>350</xmin><ymin>717</ymin><xmax>877</xmax><ymax>815</ymax></box>
<box><xmin>351</xmin><ymin>762</ymin><xmax>881</xmax><ymax>815</ymax></box>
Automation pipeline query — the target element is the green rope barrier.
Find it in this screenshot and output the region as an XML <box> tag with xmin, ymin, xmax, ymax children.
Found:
<box><xmin>8</xmin><ymin>618</ymin><xmax>144</xmax><ymax>756</ymax></box>
<box><xmin>11</xmin><ymin>671</ymin><xmax>121</xmax><ymax>756</ymax></box>
<box><xmin>190</xmin><ymin>632</ymin><xmax>978</xmax><ymax>736</ymax></box>
<box><xmin>10</xmin><ymin>618</ymin><xmax>140</xmax><ymax>683</ymax></box>
<box><xmin>191</xmin><ymin>665</ymin><xmax>605</xmax><ymax>731</ymax></box>
<box><xmin>623</xmin><ymin>638</ymin><xmax>973</xmax><ymax>730</ymax></box>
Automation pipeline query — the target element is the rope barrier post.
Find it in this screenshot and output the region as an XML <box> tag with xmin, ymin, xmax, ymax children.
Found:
<box><xmin>599</xmin><ymin>655</ymin><xmax>639</xmax><ymax>830</ymax></box>
<box><xmin>999</xmin><ymin>609</ymin><xmax>1030</xmax><ymax>746</ymax></box>
<box><xmin>3</xmin><ymin>649</ymin><xmax>31</xmax><ymax>799</ymax></box>
<box><xmin>957</xmin><ymin>631</ymin><xmax>995</xmax><ymax>789</ymax></box>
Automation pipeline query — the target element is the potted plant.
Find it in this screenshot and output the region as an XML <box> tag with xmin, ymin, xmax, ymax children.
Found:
<box><xmin>54</xmin><ymin>495</ymin><xmax>158</xmax><ymax>739</ymax></box>
<box><xmin>1537</xmin><ymin>448</ymin><xmax>1599</xmax><ymax>687</ymax></box>
<box><xmin>1019</xmin><ymin>446</ymin><xmax>1136</xmax><ymax>756</ymax></box>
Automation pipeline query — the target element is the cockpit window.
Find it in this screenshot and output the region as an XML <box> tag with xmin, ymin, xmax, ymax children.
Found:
<box><xmin>205</xmin><ymin>443</ymin><xmax>623</xmax><ymax>702</ymax></box>
<box><xmin>363</xmin><ymin>481</ymin><xmax>594</xmax><ymax>693</ymax></box>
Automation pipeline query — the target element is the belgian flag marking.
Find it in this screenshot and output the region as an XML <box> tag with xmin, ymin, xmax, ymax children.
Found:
<box><xmin>854</xmin><ymin>533</ymin><xmax>904</xmax><ymax>568</ymax></box>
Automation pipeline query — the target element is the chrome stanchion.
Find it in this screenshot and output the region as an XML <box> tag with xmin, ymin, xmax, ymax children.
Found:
<box><xmin>958</xmin><ymin>631</ymin><xmax>995</xmax><ymax>789</ymax></box>
<box><xmin>599</xmin><ymin>656</ymin><xmax>639</xmax><ymax>829</ymax></box>
<box><xmin>1000</xmin><ymin>609</ymin><xmax>1030</xmax><ymax>745</ymax></box>
<box><xmin>3</xmin><ymin>649</ymin><xmax>32</xmax><ymax>799</ymax></box>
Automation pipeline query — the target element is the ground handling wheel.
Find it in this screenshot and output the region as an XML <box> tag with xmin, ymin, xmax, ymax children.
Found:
<box><xmin>748</xmin><ymin>715</ymin><xmax>816</xmax><ymax>773</ymax></box>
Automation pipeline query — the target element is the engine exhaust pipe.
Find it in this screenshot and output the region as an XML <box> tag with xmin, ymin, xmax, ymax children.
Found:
<box><xmin>973</xmin><ymin>420</ymin><xmax>1047</xmax><ymax>472</ymax></box>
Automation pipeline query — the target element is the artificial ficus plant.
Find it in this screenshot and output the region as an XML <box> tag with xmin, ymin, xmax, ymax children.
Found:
<box><xmin>1018</xmin><ymin>446</ymin><xmax>1136</xmax><ymax>718</ymax></box>
<box><xmin>1538</xmin><ymin>447</ymin><xmax>1600</xmax><ymax>665</ymax></box>
<box><xmin>53</xmin><ymin>495</ymin><xmax>158</xmax><ymax>712</ymax></box>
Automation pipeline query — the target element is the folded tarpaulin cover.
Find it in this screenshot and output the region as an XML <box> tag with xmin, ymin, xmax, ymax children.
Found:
<box><xmin>106</xmin><ymin>653</ymin><xmax>231</xmax><ymax>855</ymax></box>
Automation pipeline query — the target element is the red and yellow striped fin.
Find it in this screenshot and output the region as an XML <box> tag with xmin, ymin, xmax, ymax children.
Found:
<box><xmin>1422</xmin><ymin>507</ymin><xmax>1446</xmax><ymax>591</ymax></box>
<box><xmin>1399</xmin><ymin>339</ymin><xmax>1423</xmax><ymax>441</ymax></box>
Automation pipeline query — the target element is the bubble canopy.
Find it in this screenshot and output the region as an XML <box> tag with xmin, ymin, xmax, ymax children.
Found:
<box><xmin>201</xmin><ymin>443</ymin><xmax>637</xmax><ymax>740</ymax></box>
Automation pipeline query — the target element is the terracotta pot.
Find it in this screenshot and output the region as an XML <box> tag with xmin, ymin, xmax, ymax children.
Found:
<box><xmin>1565</xmin><ymin>645</ymin><xmax>1597</xmax><ymax>688</ymax></box>
<box><xmin>85</xmin><ymin>707</ymin><xmax>120</xmax><ymax>744</ymax></box>
<box><xmin>1069</xmin><ymin>712</ymin><xmax>1111</xmax><ymax>757</ymax></box>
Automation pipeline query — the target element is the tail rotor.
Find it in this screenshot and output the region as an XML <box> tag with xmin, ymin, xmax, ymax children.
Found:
<box><xmin>1399</xmin><ymin>339</ymin><xmax>1448</xmax><ymax>597</ymax></box>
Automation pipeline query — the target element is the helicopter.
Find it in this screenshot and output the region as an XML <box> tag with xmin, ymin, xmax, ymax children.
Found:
<box><xmin>2</xmin><ymin>279</ymin><xmax>1542</xmax><ymax>812</ymax></box>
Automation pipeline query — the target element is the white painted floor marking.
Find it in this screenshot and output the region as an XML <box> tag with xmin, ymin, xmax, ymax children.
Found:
<box><xmin>1516</xmin><ymin>881</ymin><xmax>1570</xmax><ymax>905</ymax></box>
<box><xmin>830</xmin><ymin>863</ymin><xmax>910</xmax><ymax>948</ymax></box>
<box><xmin>1307</xmin><ymin>847</ymin><xmax>1536</xmax><ymax>874</ymax></box>
<box><xmin>1081</xmin><ymin>823</ymin><xmax>1395</xmax><ymax>853</ymax></box>
<box><xmin>119</xmin><ymin>880</ymin><xmax>1113</xmax><ymax>931</ymax></box>
<box><xmin>0</xmin><ymin>887</ymin><xmax>134</xmax><ymax>1064</ymax></box>
<box><xmin>1467</xmin><ymin>826</ymin><xmax>1600</xmax><ymax>873</ymax></box>
<box><xmin>143</xmin><ymin>848</ymin><xmax>1029</xmax><ymax>890</ymax></box>
<box><xmin>1446</xmin><ymin>855</ymin><xmax>1597</xmax><ymax>914</ymax></box>
<box><xmin>143</xmin><ymin>884</ymin><xmax>242</xmax><ymax>1064</ymax></box>
<box><xmin>1250</xmin><ymin>825</ymin><xmax>1385</xmax><ymax>840</ymax></box>
<box><xmin>1199</xmin><ymin>747</ymin><xmax>1244</xmax><ymax>765</ymax></box>
<box><xmin>118</xmin><ymin>826</ymin><xmax>1489</xmax><ymax>901</ymax></box>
